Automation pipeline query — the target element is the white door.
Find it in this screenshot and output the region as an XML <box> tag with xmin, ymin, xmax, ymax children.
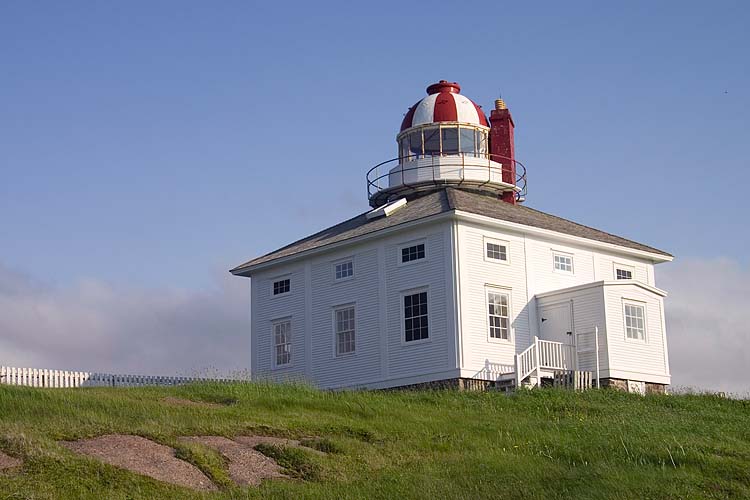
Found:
<box><xmin>539</xmin><ymin>302</ymin><xmax>573</xmax><ymax>345</ymax></box>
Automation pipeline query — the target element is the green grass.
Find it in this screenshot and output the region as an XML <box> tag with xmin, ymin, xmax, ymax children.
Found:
<box><xmin>0</xmin><ymin>383</ymin><xmax>749</xmax><ymax>499</ymax></box>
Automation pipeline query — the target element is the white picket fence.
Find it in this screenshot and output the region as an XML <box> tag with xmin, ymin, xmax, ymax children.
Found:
<box><xmin>0</xmin><ymin>366</ymin><xmax>233</xmax><ymax>388</ymax></box>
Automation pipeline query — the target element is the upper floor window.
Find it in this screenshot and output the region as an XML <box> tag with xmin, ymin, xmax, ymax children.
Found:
<box><xmin>624</xmin><ymin>302</ymin><xmax>646</xmax><ymax>341</ymax></box>
<box><xmin>487</xmin><ymin>290</ymin><xmax>510</xmax><ymax>340</ymax></box>
<box><xmin>273</xmin><ymin>319</ymin><xmax>292</xmax><ymax>366</ymax></box>
<box><xmin>272</xmin><ymin>278</ymin><xmax>290</xmax><ymax>296</ymax></box>
<box><xmin>615</xmin><ymin>265</ymin><xmax>634</xmax><ymax>280</ymax></box>
<box><xmin>485</xmin><ymin>238</ymin><xmax>509</xmax><ymax>263</ymax></box>
<box><xmin>403</xmin><ymin>290</ymin><xmax>429</xmax><ymax>342</ymax></box>
<box><xmin>335</xmin><ymin>260</ymin><xmax>354</xmax><ymax>280</ymax></box>
<box><xmin>334</xmin><ymin>305</ymin><xmax>356</xmax><ymax>356</ymax></box>
<box><xmin>400</xmin><ymin>242</ymin><xmax>426</xmax><ymax>264</ymax></box>
<box><xmin>553</xmin><ymin>252</ymin><xmax>574</xmax><ymax>274</ymax></box>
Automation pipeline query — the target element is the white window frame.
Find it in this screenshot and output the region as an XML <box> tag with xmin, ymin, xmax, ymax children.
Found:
<box><xmin>332</xmin><ymin>303</ymin><xmax>356</xmax><ymax>357</ymax></box>
<box><xmin>622</xmin><ymin>299</ymin><xmax>647</xmax><ymax>343</ymax></box>
<box><xmin>271</xmin><ymin>317</ymin><xmax>293</xmax><ymax>368</ymax></box>
<box><xmin>332</xmin><ymin>257</ymin><xmax>355</xmax><ymax>282</ymax></box>
<box><xmin>552</xmin><ymin>251</ymin><xmax>574</xmax><ymax>275</ymax></box>
<box><xmin>614</xmin><ymin>263</ymin><xmax>635</xmax><ymax>281</ymax></box>
<box><xmin>270</xmin><ymin>275</ymin><xmax>291</xmax><ymax>298</ymax></box>
<box><xmin>397</xmin><ymin>239</ymin><xmax>428</xmax><ymax>267</ymax></box>
<box><xmin>483</xmin><ymin>237</ymin><xmax>510</xmax><ymax>264</ymax></box>
<box><xmin>486</xmin><ymin>286</ymin><xmax>512</xmax><ymax>343</ymax></box>
<box><xmin>400</xmin><ymin>287</ymin><xmax>430</xmax><ymax>345</ymax></box>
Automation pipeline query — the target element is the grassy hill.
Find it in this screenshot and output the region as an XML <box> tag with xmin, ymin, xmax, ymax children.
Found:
<box><xmin>0</xmin><ymin>382</ymin><xmax>748</xmax><ymax>499</ymax></box>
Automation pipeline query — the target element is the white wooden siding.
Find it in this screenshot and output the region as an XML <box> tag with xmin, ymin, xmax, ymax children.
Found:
<box><xmin>604</xmin><ymin>284</ymin><xmax>670</xmax><ymax>382</ymax></box>
<box><xmin>455</xmin><ymin>219</ymin><xmax>662</xmax><ymax>379</ymax></box>
<box><xmin>309</xmin><ymin>246</ymin><xmax>381</xmax><ymax>387</ymax></box>
<box><xmin>385</xmin><ymin>227</ymin><xmax>451</xmax><ymax>380</ymax></box>
<box><xmin>251</xmin><ymin>265</ymin><xmax>307</xmax><ymax>381</ymax></box>
<box><xmin>249</xmin><ymin>221</ymin><xmax>455</xmax><ymax>389</ymax></box>
<box><xmin>456</xmin><ymin>223</ymin><xmax>530</xmax><ymax>375</ymax></box>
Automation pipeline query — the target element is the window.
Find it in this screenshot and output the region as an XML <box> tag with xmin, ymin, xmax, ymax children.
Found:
<box><xmin>487</xmin><ymin>290</ymin><xmax>510</xmax><ymax>340</ymax></box>
<box><xmin>615</xmin><ymin>266</ymin><xmax>634</xmax><ymax>280</ymax></box>
<box><xmin>335</xmin><ymin>260</ymin><xmax>354</xmax><ymax>280</ymax></box>
<box><xmin>553</xmin><ymin>252</ymin><xmax>574</xmax><ymax>273</ymax></box>
<box><xmin>272</xmin><ymin>278</ymin><xmax>290</xmax><ymax>296</ymax></box>
<box><xmin>400</xmin><ymin>243</ymin><xmax>426</xmax><ymax>264</ymax></box>
<box><xmin>334</xmin><ymin>305</ymin><xmax>356</xmax><ymax>356</ymax></box>
<box><xmin>624</xmin><ymin>303</ymin><xmax>646</xmax><ymax>341</ymax></box>
<box><xmin>441</xmin><ymin>126</ymin><xmax>458</xmax><ymax>154</ymax></box>
<box><xmin>485</xmin><ymin>239</ymin><xmax>509</xmax><ymax>262</ymax></box>
<box><xmin>403</xmin><ymin>291</ymin><xmax>429</xmax><ymax>342</ymax></box>
<box><xmin>273</xmin><ymin>319</ymin><xmax>292</xmax><ymax>366</ymax></box>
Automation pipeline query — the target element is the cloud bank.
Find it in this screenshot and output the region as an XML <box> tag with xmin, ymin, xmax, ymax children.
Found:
<box><xmin>0</xmin><ymin>263</ymin><xmax>249</xmax><ymax>377</ymax></box>
<box><xmin>658</xmin><ymin>258</ymin><xmax>750</xmax><ymax>395</ymax></box>
<box><xmin>0</xmin><ymin>258</ymin><xmax>747</xmax><ymax>394</ymax></box>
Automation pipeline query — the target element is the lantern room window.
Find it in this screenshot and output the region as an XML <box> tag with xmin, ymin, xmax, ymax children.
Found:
<box><xmin>398</xmin><ymin>124</ymin><xmax>489</xmax><ymax>160</ymax></box>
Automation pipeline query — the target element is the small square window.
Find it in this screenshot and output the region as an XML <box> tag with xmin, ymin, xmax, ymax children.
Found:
<box><xmin>485</xmin><ymin>241</ymin><xmax>508</xmax><ymax>262</ymax></box>
<box><xmin>624</xmin><ymin>303</ymin><xmax>646</xmax><ymax>341</ymax></box>
<box><xmin>400</xmin><ymin>243</ymin><xmax>426</xmax><ymax>264</ymax></box>
<box><xmin>335</xmin><ymin>260</ymin><xmax>354</xmax><ymax>280</ymax></box>
<box><xmin>272</xmin><ymin>278</ymin><xmax>290</xmax><ymax>296</ymax></box>
<box><xmin>404</xmin><ymin>291</ymin><xmax>429</xmax><ymax>342</ymax></box>
<box><xmin>553</xmin><ymin>253</ymin><xmax>573</xmax><ymax>273</ymax></box>
<box><xmin>616</xmin><ymin>268</ymin><xmax>633</xmax><ymax>280</ymax></box>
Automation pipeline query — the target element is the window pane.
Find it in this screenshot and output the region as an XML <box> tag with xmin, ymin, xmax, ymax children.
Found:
<box><xmin>459</xmin><ymin>127</ymin><xmax>475</xmax><ymax>154</ymax></box>
<box><xmin>401</xmin><ymin>243</ymin><xmax>426</xmax><ymax>263</ymax></box>
<box><xmin>441</xmin><ymin>126</ymin><xmax>458</xmax><ymax>154</ymax></box>
<box><xmin>408</xmin><ymin>130</ymin><xmax>422</xmax><ymax>156</ymax></box>
<box><xmin>423</xmin><ymin>127</ymin><xmax>440</xmax><ymax>154</ymax></box>
<box><xmin>488</xmin><ymin>291</ymin><xmax>510</xmax><ymax>340</ymax></box>
<box><xmin>404</xmin><ymin>291</ymin><xmax>429</xmax><ymax>342</ymax></box>
<box><xmin>476</xmin><ymin>130</ymin><xmax>488</xmax><ymax>155</ymax></box>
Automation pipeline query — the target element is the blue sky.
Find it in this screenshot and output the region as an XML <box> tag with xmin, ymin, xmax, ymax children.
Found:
<box><xmin>1</xmin><ymin>2</ymin><xmax>749</xmax><ymax>391</ymax></box>
<box><xmin>2</xmin><ymin>1</ymin><xmax>748</xmax><ymax>289</ymax></box>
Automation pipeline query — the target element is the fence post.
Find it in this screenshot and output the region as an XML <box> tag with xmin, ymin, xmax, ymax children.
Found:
<box><xmin>594</xmin><ymin>326</ymin><xmax>600</xmax><ymax>388</ymax></box>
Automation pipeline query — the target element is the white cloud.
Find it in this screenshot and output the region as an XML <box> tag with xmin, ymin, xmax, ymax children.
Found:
<box><xmin>0</xmin><ymin>258</ymin><xmax>747</xmax><ymax>394</ymax></box>
<box><xmin>0</xmin><ymin>263</ymin><xmax>250</xmax><ymax>377</ymax></box>
<box><xmin>658</xmin><ymin>257</ymin><xmax>750</xmax><ymax>396</ymax></box>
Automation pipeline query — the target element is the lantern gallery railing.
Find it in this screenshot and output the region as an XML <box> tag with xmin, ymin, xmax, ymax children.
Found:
<box><xmin>366</xmin><ymin>153</ymin><xmax>527</xmax><ymax>206</ymax></box>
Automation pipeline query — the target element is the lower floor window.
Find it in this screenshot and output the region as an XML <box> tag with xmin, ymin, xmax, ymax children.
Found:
<box><xmin>273</xmin><ymin>320</ymin><xmax>292</xmax><ymax>366</ymax></box>
<box><xmin>624</xmin><ymin>303</ymin><xmax>646</xmax><ymax>340</ymax></box>
<box><xmin>404</xmin><ymin>291</ymin><xmax>429</xmax><ymax>342</ymax></box>
<box><xmin>335</xmin><ymin>306</ymin><xmax>356</xmax><ymax>355</ymax></box>
<box><xmin>487</xmin><ymin>290</ymin><xmax>510</xmax><ymax>340</ymax></box>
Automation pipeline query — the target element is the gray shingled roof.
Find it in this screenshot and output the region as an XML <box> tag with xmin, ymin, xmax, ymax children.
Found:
<box><xmin>230</xmin><ymin>188</ymin><xmax>671</xmax><ymax>274</ymax></box>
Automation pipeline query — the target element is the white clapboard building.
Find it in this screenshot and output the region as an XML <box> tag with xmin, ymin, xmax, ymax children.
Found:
<box><xmin>231</xmin><ymin>81</ymin><xmax>672</xmax><ymax>393</ymax></box>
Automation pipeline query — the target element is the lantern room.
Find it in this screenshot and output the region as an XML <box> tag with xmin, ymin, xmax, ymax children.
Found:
<box><xmin>367</xmin><ymin>81</ymin><xmax>526</xmax><ymax>208</ymax></box>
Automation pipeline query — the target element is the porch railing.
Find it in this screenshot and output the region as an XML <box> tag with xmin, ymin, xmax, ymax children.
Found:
<box><xmin>514</xmin><ymin>337</ymin><xmax>577</xmax><ymax>387</ymax></box>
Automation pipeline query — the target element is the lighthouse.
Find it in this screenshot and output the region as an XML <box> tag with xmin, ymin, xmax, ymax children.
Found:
<box><xmin>367</xmin><ymin>80</ymin><xmax>525</xmax><ymax>208</ymax></box>
<box><xmin>231</xmin><ymin>80</ymin><xmax>673</xmax><ymax>394</ymax></box>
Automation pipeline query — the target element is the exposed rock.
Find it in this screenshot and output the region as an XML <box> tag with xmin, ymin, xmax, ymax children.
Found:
<box><xmin>178</xmin><ymin>436</ymin><xmax>284</xmax><ymax>486</ymax></box>
<box><xmin>61</xmin><ymin>435</ymin><xmax>216</xmax><ymax>491</ymax></box>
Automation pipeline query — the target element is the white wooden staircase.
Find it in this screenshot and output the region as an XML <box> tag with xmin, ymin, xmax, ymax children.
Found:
<box><xmin>513</xmin><ymin>336</ymin><xmax>578</xmax><ymax>388</ymax></box>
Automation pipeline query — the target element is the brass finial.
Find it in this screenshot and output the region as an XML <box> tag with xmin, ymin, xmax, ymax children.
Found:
<box><xmin>495</xmin><ymin>98</ymin><xmax>507</xmax><ymax>110</ymax></box>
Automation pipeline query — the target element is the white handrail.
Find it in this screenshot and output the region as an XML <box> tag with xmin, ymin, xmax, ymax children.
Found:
<box><xmin>514</xmin><ymin>337</ymin><xmax>578</xmax><ymax>387</ymax></box>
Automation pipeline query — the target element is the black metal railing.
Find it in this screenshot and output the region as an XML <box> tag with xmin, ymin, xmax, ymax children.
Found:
<box><xmin>366</xmin><ymin>153</ymin><xmax>527</xmax><ymax>204</ymax></box>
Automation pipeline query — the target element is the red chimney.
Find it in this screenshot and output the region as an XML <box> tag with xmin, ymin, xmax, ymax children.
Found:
<box><xmin>489</xmin><ymin>98</ymin><xmax>516</xmax><ymax>204</ymax></box>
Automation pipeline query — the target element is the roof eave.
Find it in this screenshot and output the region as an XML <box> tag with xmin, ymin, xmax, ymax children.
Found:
<box><xmin>229</xmin><ymin>211</ymin><xmax>455</xmax><ymax>276</ymax></box>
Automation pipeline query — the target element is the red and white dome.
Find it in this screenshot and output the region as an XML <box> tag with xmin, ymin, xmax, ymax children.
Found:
<box><xmin>400</xmin><ymin>81</ymin><xmax>488</xmax><ymax>132</ymax></box>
